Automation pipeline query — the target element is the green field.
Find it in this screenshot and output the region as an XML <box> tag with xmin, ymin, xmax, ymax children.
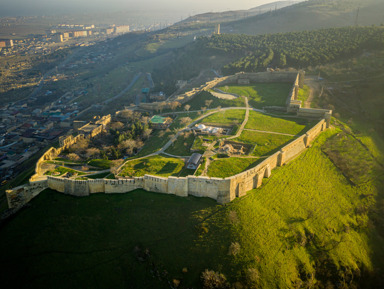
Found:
<box><xmin>183</xmin><ymin>91</ymin><xmax>246</xmax><ymax>111</ymax></box>
<box><xmin>45</xmin><ymin>166</ymin><xmax>87</xmax><ymax>177</ymax></box>
<box><xmin>119</xmin><ymin>155</ymin><xmax>185</xmax><ymax>177</ymax></box>
<box><xmin>245</xmin><ymin>111</ymin><xmax>314</xmax><ymax>135</ymax></box>
<box><xmin>165</xmin><ymin>132</ymin><xmax>195</xmax><ymax>156</ymax></box>
<box><xmin>207</xmin><ymin>157</ymin><xmax>261</xmax><ymax>178</ymax></box>
<box><xmin>87</xmin><ymin>159</ymin><xmax>113</xmax><ymax>169</ymax></box>
<box><xmin>201</xmin><ymin>109</ymin><xmax>245</xmax><ymax>126</ymax></box>
<box><xmin>191</xmin><ymin>135</ymin><xmax>216</xmax><ymax>152</ymax></box>
<box><xmin>236</xmin><ymin>130</ymin><xmax>295</xmax><ymax>156</ymax></box>
<box><xmin>136</xmin><ymin>130</ymin><xmax>173</xmax><ymax>157</ymax></box>
<box><xmin>217</xmin><ymin>83</ymin><xmax>291</xmax><ymax>108</ymax></box>
<box><xmin>297</xmin><ymin>84</ymin><xmax>311</xmax><ymax>103</ymax></box>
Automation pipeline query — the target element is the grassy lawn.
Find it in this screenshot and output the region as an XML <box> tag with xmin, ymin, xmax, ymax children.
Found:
<box><xmin>297</xmin><ymin>84</ymin><xmax>311</xmax><ymax>103</ymax></box>
<box><xmin>201</xmin><ymin>109</ymin><xmax>245</xmax><ymax>126</ymax></box>
<box><xmin>191</xmin><ymin>135</ymin><xmax>217</xmax><ymax>152</ymax></box>
<box><xmin>217</xmin><ymin>83</ymin><xmax>291</xmax><ymax>108</ymax></box>
<box><xmin>236</xmin><ymin>130</ymin><xmax>295</xmax><ymax>156</ymax></box>
<box><xmin>87</xmin><ymin>159</ymin><xmax>112</xmax><ymax>169</ymax></box>
<box><xmin>207</xmin><ymin>157</ymin><xmax>261</xmax><ymax>178</ymax></box>
<box><xmin>194</xmin><ymin>157</ymin><xmax>206</xmax><ymax>177</ymax></box>
<box><xmin>165</xmin><ymin>132</ymin><xmax>195</xmax><ymax>156</ymax></box>
<box><xmin>183</xmin><ymin>91</ymin><xmax>245</xmax><ymax>111</ymax></box>
<box><xmin>168</xmin><ymin>112</ymin><xmax>200</xmax><ymax>130</ymax></box>
<box><xmin>137</xmin><ymin>130</ymin><xmax>172</xmax><ymax>157</ymax></box>
<box><xmin>245</xmin><ymin>111</ymin><xmax>314</xmax><ymax>135</ymax></box>
<box><xmin>45</xmin><ymin>166</ymin><xmax>87</xmax><ymax>176</ymax></box>
<box><xmin>322</xmin><ymin>129</ymin><xmax>381</xmax><ymax>185</ymax></box>
<box><xmin>86</xmin><ymin>172</ymin><xmax>111</xmax><ymax>179</ymax></box>
<box><xmin>119</xmin><ymin>155</ymin><xmax>185</xmax><ymax>177</ymax></box>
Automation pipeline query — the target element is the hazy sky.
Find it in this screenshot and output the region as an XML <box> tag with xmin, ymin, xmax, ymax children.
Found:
<box><xmin>0</xmin><ymin>0</ymin><xmax>297</xmax><ymax>16</ymax></box>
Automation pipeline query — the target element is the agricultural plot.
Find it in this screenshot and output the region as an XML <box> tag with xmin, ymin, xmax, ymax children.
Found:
<box><xmin>217</xmin><ymin>83</ymin><xmax>291</xmax><ymax>108</ymax></box>
<box><xmin>235</xmin><ymin>130</ymin><xmax>294</xmax><ymax>156</ymax></box>
<box><xmin>119</xmin><ymin>155</ymin><xmax>185</xmax><ymax>177</ymax></box>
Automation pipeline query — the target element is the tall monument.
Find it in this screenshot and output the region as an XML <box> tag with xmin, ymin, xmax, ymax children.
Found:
<box><xmin>214</xmin><ymin>24</ymin><xmax>220</xmax><ymax>35</ymax></box>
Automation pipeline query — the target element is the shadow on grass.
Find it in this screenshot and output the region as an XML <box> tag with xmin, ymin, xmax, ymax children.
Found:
<box><xmin>158</xmin><ymin>162</ymin><xmax>178</xmax><ymax>175</ymax></box>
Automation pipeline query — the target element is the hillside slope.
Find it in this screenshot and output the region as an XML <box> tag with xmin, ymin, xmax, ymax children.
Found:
<box><xmin>0</xmin><ymin>123</ymin><xmax>382</xmax><ymax>288</ymax></box>
<box><xmin>223</xmin><ymin>0</ymin><xmax>384</xmax><ymax>35</ymax></box>
<box><xmin>179</xmin><ymin>1</ymin><xmax>301</xmax><ymax>25</ymax></box>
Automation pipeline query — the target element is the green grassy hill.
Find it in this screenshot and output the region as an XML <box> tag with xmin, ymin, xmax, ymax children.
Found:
<box><xmin>0</xmin><ymin>122</ymin><xmax>383</xmax><ymax>288</ymax></box>
<box><xmin>225</xmin><ymin>0</ymin><xmax>384</xmax><ymax>35</ymax></box>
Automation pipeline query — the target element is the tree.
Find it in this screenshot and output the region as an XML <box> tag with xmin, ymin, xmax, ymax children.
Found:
<box><xmin>109</xmin><ymin>121</ymin><xmax>124</xmax><ymax>130</ymax></box>
<box><xmin>68</xmin><ymin>153</ymin><xmax>81</xmax><ymax>162</ymax></box>
<box><xmin>184</xmin><ymin>104</ymin><xmax>191</xmax><ymax>113</ymax></box>
<box><xmin>180</xmin><ymin>117</ymin><xmax>192</xmax><ymax>126</ymax></box>
<box><xmin>205</xmin><ymin>99</ymin><xmax>213</xmax><ymax>108</ymax></box>
<box><xmin>170</xmin><ymin>101</ymin><xmax>181</xmax><ymax>111</ymax></box>
<box><xmin>158</xmin><ymin>102</ymin><xmax>167</xmax><ymax>113</ymax></box>
<box><xmin>70</xmin><ymin>138</ymin><xmax>89</xmax><ymax>154</ymax></box>
<box><xmin>110</xmin><ymin>159</ymin><xmax>124</xmax><ymax>175</ymax></box>
<box><xmin>142</xmin><ymin>128</ymin><xmax>152</xmax><ymax>140</ymax></box>
<box><xmin>227</xmin><ymin>242</ymin><xmax>241</xmax><ymax>256</ymax></box>
<box><xmin>85</xmin><ymin>148</ymin><xmax>100</xmax><ymax>159</ymax></box>
<box><xmin>119</xmin><ymin>109</ymin><xmax>134</xmax><ymax>120</ymax></box>
<box><xmin>118</xmin><ymin>139</ymin><xmax>136</xmax><ymax>155</ymax></box>
<box><xmin>201</xmin><ymin>270</ymin><xmax>229</xmax><ymax>289</ymax></box>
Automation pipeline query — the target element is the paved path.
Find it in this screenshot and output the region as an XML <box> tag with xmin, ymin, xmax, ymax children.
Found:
<box><xmin>225</xmin><ymin>97</ymin><xmax>249</xmax><ymax>140</ymax></box>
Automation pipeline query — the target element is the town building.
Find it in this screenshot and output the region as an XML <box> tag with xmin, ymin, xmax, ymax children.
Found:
<box><xmin>186</xmin><ymin>153</ymin><xmax>202</xmax><ymax>170</ymax></box>
<box><xmin>0</xmin><ymin>39</ymin><xmax>14</xmax><ymax>48</ymax></box>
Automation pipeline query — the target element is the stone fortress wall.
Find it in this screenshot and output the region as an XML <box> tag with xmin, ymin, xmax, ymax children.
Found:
<box><xmin>6</xmin><ymin>73</ymin><xmax>331</xmax><ymax>209</ymax></box>
<box><xmin>31</xmin><ymin>115</ymin><xmax>111</xmax><ymax>181</ymax></box>
<box><xmin>43</xmin><ymin>118</ymin><xmax>327</xmax><ymax>205</ymax></box>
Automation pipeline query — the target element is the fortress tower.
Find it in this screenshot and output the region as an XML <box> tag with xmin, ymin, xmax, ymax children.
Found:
<box><xmin>214</xmin><ymin>24</ymin><xmax>220</xmax><ymax>35</ymax></box>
